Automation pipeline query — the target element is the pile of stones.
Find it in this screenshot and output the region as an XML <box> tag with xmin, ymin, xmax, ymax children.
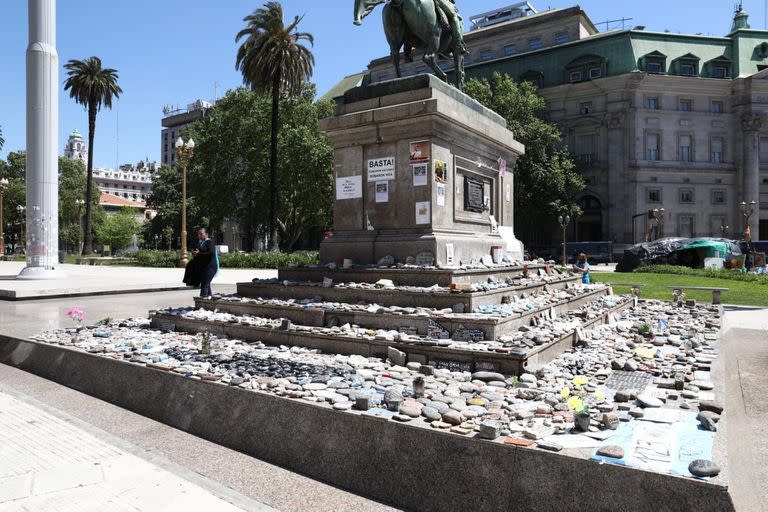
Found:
<box><xmin>32</xmin><ymin>297</ymin><xmax>723</xmax><ymax>479</ymax></box>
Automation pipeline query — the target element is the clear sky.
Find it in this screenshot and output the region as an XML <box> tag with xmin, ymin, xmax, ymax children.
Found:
<box><xmin>0</xmin><ymin>0</ymin><xmax>758</xmax><ymax>168</ymax></box>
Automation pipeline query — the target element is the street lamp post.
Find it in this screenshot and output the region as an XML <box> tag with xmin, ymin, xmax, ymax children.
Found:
<box><xmin>558</xmin><ymin>214</ymin><xmax>571</xmax><ymax>266</ymax></box>
<box><xmin>652</xmin><ymin>208</ymin><xmax>666</xmax><ymax>240</ymax></box>
<box><xmin>75</xmin><ymin>199</ymin><xmax>85</xmax><ymax>255</ymax></box>
<box><xmin>175</xmin><ymin>137</ymin><xmax>195</xmax><ymax>268</ymax></box>
<box><xmin>0</xmin><ymin>178</ymin><xmax>9</xmax><ymax>257</ymax></box>
<box><xmin>16</xmin><ymin>205</ymin><xmax>25</xmax><ymax>253</ymax></box>
<box><xmin>740</xmin><ymin>201</ymin><xmax>757</xmax><ymax>240</ymax></box>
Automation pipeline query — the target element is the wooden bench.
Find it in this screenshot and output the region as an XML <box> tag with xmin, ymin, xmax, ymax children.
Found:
<box><xmin>667</xmin><ymin>286</ymin><xmax>729</xmax><ymax>305</ymax></box>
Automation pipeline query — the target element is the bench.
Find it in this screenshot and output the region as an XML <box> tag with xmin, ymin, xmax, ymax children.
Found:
<box><xmin>666</xmin><ymin>286</ymin><xmax>729</xmax><ymax>305</ymax></box>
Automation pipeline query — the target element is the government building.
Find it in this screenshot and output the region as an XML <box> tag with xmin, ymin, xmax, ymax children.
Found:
<box><xmin>332</xmin><ymin>2</ymin><xmax>768</xmax><ymax>245</ymax></box>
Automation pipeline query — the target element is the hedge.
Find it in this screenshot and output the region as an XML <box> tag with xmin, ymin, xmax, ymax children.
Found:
<box><xmin>133</xmin><ymin>250</ymin><xmax>318</xmax><ymax>269</ymax></box>
<box><xmin>633</xmin><ymin>264</ymin><xmax>767</xmax><ymax>285</ymax></box>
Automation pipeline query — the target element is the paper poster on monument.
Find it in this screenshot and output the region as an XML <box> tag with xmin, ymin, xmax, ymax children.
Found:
<box><xmin>336</xmin><ymin>175</ymin><xmax>363</xmax><ymax>200</ymax></box>
<box><xmin>367</xmin><ymin>157</ymin><xmax>396</xmax><ymax>181</ymax></box>
<box><xmin>436</xmin><ymin>183</ymin><xmax>446</xmax><ymax>206</ymax></box>
<box><xmin>375</xmin><ymin>181</ymin><xmax>389</xmax><ymax>203</ymax></box>
<box><xmin>434</xmin><ymin>160</ymin><xmax>447</xmax><ymax>183</ymax></box>
<box><xmin>446</xmin><ymin>243</ymin><xmax>455</xmax><ymax>266</ymax></box>
<box><xmin>412</xmin><ymin>163</ymin><xmax>428</xmax><ymax>186</ymax></box>
<box><xmin>409</xmin><ymin>140</ymin><xmax>430</xmax><ymax>163</ymax></box>
<box><xmin>498</xmin><ymin>157</ymin><xmax>507</xmax><ymax>177</ymax></box>
<box><xmin>415</xmin><ymin>201</ymin><xmax>431</xmax><ymax>224</ymax></box>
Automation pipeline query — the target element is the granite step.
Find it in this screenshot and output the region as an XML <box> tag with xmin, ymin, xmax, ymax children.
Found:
<box><xmin>194</xmin><ymin>285</ymin><xmax>613</xmax><ymax>341</ymax></box>
<box><xmin>237</xmin><ymin>274</ymin><xmax>580</xmax><ymax>310</ymax></box>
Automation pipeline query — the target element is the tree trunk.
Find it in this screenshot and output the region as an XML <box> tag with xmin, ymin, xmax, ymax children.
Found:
<box><xmin>83</xmin><ymin>102</ymin><xmax>97</xmax><ymax>255</ymax></box>
<box><xmin>268</xmin><ymin>73</ymin><xmax>281</xmax><ymax>252</ymax></box>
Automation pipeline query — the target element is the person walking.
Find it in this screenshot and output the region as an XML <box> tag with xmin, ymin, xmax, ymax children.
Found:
<box><xmin>573</xmin><ymin>252</ymin><xmax>591</xmax><ymax>284</ymax></box>
<box><xmin>192</xmin><ymin>227</ymin><xmax>218</xmax><ymax>298</ymax></box>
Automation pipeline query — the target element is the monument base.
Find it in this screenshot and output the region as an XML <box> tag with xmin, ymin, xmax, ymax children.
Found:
<box><xmin>16</xmin><ymin>265</ymin><xmax>66</xmax><ymax>280</ymax></box>
<box><xmin>320</xmin><ymin>75</ymin><xmax>525</xmax><ymax>267</ymax></box>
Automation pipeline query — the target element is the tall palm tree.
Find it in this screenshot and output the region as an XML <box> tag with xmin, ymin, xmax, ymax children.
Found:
<box><xmin>236</xmin><ymin>2</ymin><xmax>314</xmax><ymax>251</ymax></box>
<box><xmin>0</xmin><ymin>125</ymin><xmax>4</xmax><ymax>152</ymax></box>
<box><xmin>63</xmin><ymin>57</ymin><xmax>122</xmax><ymax>255</ymax></box>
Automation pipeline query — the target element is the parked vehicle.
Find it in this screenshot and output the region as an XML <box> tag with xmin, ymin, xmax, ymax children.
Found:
<box><xmin>560</xmin><ymin>242</ymin><xmax>614</xmax><ymax>264</ymax></box>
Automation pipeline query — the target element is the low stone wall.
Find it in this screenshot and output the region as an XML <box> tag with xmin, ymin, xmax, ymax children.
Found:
<box><xmin>0</xmin><ymin>335</ymin><xmax>735</xmax><ymax>512</ymax></box>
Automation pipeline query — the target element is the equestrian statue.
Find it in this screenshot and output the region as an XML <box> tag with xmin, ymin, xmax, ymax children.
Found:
<box><xmin>354</xmin><ymin>0</ymin><xmax>468</xmax><ymax>90</ymax></box>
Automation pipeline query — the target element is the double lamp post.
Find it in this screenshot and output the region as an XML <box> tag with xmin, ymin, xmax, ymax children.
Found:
<box><xmin>175</xmin><ymin>137</ymin><xmax>195</xmax><ymax>268</ymax></box>
<box><xmin>0</xmin><ymin>178</ymin><xmax>8</xmax><ymax>256</ymax></box>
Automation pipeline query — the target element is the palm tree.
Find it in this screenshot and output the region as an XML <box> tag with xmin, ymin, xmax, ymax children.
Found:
<box><xmin>63</xmin><ymin>57</ymin><xmax>122</xmax><ymax>255</ymax></box>
<box><xmin>235</xmin><ymin>2</ymin><xmax>314</xmax><ymax>251</ymax></box>
<box><xmin>0</xmin><ymin>126</ymin><xmax>4</xmax><ymax>152</ymax></box>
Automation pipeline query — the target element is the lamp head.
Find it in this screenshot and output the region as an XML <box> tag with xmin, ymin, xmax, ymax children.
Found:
<box><xmin>186</xmin><ymin>139</ymin><xmax>195</xmax><ymax>150</ymax></box>
<box><xmin>0</xmin><ymin>178</ymin><xmax>9</xmax><ymax>187</ymax></box>
<box><xmin>175</xmin><ymin>137</ymin><xmax>184</xmax><ymax>149</ymax></box>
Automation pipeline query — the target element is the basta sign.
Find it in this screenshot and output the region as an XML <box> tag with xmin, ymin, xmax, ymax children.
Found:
<box><xmin>367</xmin><ymin>157</ymin><xmax>396</xmax><ymax>181</ymax></box>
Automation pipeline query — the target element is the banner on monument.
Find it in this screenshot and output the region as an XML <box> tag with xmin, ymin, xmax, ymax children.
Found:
<box><xmin>375</xmin><ymin>181</ymin><xmax>389</xmax><ymax>203</ymax></box>
<box><xmin>367</xmin><ymin>157</ymin><xmax>396</xmax><ymax>181</ymax></box>
<box><xmin>336</xmin><ymin>175</ymin><xmax>362</xmax><ymax>200</ymax></box>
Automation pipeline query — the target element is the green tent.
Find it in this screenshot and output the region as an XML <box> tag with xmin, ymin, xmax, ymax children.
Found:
<box><xmin>678</xmin><ymin>239</ymin><xmax>730</xmax><ymax>258</ymax></box>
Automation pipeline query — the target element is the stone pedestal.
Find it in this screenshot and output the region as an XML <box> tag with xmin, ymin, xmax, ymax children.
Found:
<box><xmin>319</xmin><ymin>75</ymin><xmax>525</xmax><ymax>267</ymax></box>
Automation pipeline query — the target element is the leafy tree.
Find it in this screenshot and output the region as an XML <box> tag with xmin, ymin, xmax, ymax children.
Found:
<box><xmin>464</xmin><ymin>73</ymin><xmax>584</xmax><ymax>242</ymax></box>
<box><xmin>185</xmin><ymin>85</ymin><xmax>333</xmax><ymax>252</ymax></box>
<box><xmin>144</xmin><ymin>164</ymin><xmax>201</xmax><ymax>249</ymax></box>
<box><xmin>64</xmin><ymin>56</ymin><xmax>122</xmax><ymax>254</ymax></box>
<box><xmin>95</xmin><ymin>207</ymin><xmax>141</xmax><ymax>252</ymax></box>
<box><xmin>235</xmin><ymin>1</ymin><xmax>315</xmax><ymax>251</ymax></box>
<box><xmin>58</xmin><ymin>157</ymin><xmax>102</xmax><ymax>251</ymax></box>
<box><xmin>0</xmin><ymin>152</ymin><xmax>26</xmax><ymax>252</ymax></box>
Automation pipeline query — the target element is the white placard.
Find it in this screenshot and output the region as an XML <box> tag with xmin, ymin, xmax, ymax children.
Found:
<box><xmin>415</xmin><ymin>201</ymin><xmax>431</xmax><ymax>225</ymax></box>
<box><xmin>367</xmin><ymin>157</ymin><xmax>396</xmax><ymax>181</ymax></box>
<box><xmin>489</xmin><ymin>215</ymin><xmax>498</xmax><ymax>234</ymax></box>
<box><xmin>436</xmin><ymin>183</ymin><xmax>446</xmax><ymax>206</ymax></box>
<box><xmin>446</xmin><ymin>243</ymin><xmax>455</xmax><ymax>266</ymax></box>
<box><xmin>412</xmin><ymin>163</ymin><xmax>428</xmax><ymax>186</ymax></box>
<box><xmin>336</xmin><ymin>176</ymin><xmax>362</xmax><ymax>200</ymax></box>
<box><xmin>505</xmin><ymin>184</ymin><xmax>511</xmax><ymax>202</ymax></box>
<box><xmin>375</xmin><ymin>181</ymin><xmax>389</xmax><ymax>203</ymax></box>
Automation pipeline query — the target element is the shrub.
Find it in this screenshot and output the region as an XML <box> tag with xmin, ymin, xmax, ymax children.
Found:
<box><xmin>218</xmin><ymin>251</ymin><xmax>318</xmax><ymax>269</ymax></box>
<box><xmin>135</xmin><ymin>250</ymin><xmax>178</xmax><ymax>268</ymax></box>
<box><xmin>634</xmin><ymin>264</ymin><xmax>768</xmax><ymax>285</ymax></box>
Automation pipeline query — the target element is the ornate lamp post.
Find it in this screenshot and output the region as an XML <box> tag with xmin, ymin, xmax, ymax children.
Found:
<box><xmin>652</xmin><ymin>208</ymin><xmax>666</xmax><ymax>240</ymax></box>
<box><xmin>740</xmin><ymin>201</ymin><xmax>757</xmax><ymax>240</ymax></box>
<box><xmin>175</xmin><ymin>137</ymin><xmax>195</xmax><ymax>267</ymax></box>
<box><xmin>75</xmin><ymin>198</ymin><xmax>85</xmax><ymax>255</ymax></box>
<box><xmin>0</xmin><ymin>178</ymin><xmax>9</xmax><ymax>257</ymax></box>
<box><xmin>720</xmin><ymin>224</ymin><xmax>729</xmax><ymax>238</ymax></box>
<box><xmin>558</xmin><ymin>214</ymin><xmax>571</xmax><ymax>266</ymax></box>
<box><xmin>16</xmin><ymin>205</ymin><xmax>25</xmax><ymax>252</ymax></box>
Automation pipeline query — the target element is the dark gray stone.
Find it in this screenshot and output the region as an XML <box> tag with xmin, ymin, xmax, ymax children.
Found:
<box><xmin>688</xmin><ymin>459</ymin><xmax>721</xmax><ymax>477</ymax></box>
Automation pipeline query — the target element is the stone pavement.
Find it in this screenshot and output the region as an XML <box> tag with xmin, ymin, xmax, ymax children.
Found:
<box><xmin>0</xmin><ymin>385</ymin><xmax>264</xmax><ymax>512</ymax></box>
<box><xmin>0</xmin><ymin>262</ymin><xmax>276</xmax><ymax>300</ymax></box>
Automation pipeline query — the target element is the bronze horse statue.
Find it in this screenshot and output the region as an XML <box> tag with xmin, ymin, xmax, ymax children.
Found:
<box><xmin>354</xmin><ymin>0</ymin><xmax>466</xmax><ymax>89</ymax></box>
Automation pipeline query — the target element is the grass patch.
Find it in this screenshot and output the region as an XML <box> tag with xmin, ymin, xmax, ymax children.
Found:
<box><xmin>634</xmin><ymin>264</ymin><xmax>767</xmax><ymax>285</ymax></box>
<box><xmin>591</xmin><ymin>272</ymin><xmax>768</xmax><ymax>307</ymax></box>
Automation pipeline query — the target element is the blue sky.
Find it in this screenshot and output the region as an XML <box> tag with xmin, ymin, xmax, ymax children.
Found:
<box><xmin>0</xmin><ymin>0</ymin><xmax>756</xmax><ymax>167</ymax></box>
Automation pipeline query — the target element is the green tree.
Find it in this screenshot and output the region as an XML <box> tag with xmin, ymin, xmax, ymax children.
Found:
<box><xmin>0</xmin><ymin>152</ymin><xmax>26</xmax><ymax>252</ymax></box>
<box><xmin>64</xmin><ymin>56</ymin><xmax>122</xmax><ymax>255</ymax></box>
<box><xmin>95</xmin><ymin>207</ymin><xmax>141</xmax><ymax>252</ymax></box>
<box><xmin>235</xmin><ymin>1</ymin><xmax>315</xmax><ymax>251</ymax></box>
<box><xmin>58</xmin><ymin>157</ymin><xmax>102</xmax><ymax>251</ymax></box>
<box><xmin>144</xmin><ymin>164</ymin><xmax>200</xmax><ymax>249</ymax></box>
<box><xmin>185</xmin><ymin>85</ymin><xmax>333</xmax><ymax>252</ymax></box>
<box><xmin>464</xmin><ymin>73</ymin><xmax>585</xmax><ymax>242</ymax></box>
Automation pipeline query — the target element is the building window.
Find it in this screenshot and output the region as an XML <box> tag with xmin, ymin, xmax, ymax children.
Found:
<box><xmin>647</xmin><ymin>133</ymin><xmax>660</xmax><ymax>161</ymax></box>
<box><xmin>504</xmin><ymin>44</ymin><xmax>516</xmax><ymax>56</ymax></box>
<box><xmin>713</xmin><ymin>66</ymin><xmax>728</xmax><ymax>79</ymax></box>
<box><xmin>589</xmin><ymin>67</ymin><xmax>602</xmax><ymax>79</ymax></box>
<box><xmin>528</xmin><ymin>37</ymin><xmax>542</xmax><ymax>50</ymax></box>
<box><xmin>647</xmin><ymin>188</ymin><xmax>662</xmax><ymax>203</ymax></box>
<box><xmin>679</xmin><ymin>99</ymin><xmax>692</xmax><ymax>112</ymax></box>
<box><xmin>711</xmin><ymin>101</ymin><xmax>723</xmax><ymax>113</ymax></box>
<box><xmin>479</xmin><ymin>49</ymin><xmax>493</xmax><ymax>61</ymax></box>
<box><xmin>711</xmin><ymin>189</ymin><xmax>726</xmax><ymax>204</ymax></box>
<box><xmin>679</xmin><ymin>215</ymin><xmax>696</xmax><ymax>237</ymax></box>
<box><xmin>679</xmin><ymin>135</ymin><xmax>692</xmax><ymax>162</ymax></box>
<box><xmin>647</xmin><ymin>97</ymin><xmax>659</xmax><ymax>110</ymax></box>
<box><xmin>579</xmin><ymin>102</ymin><xmax>592</xmax><ymax>115</ymax></box>
<box><xmin>647</xmin><ymin>62</ymin><xmax>663</xmax><ymax>74</ymax></box>
<box><xmin>711</xmin><ymin>137</ymin><xmax>724</xmax><ymax>163</ymax></box>
<box><xmin>554</xmin><ymin>32</ymin><xmax>569</xmax><ymax>44</ymax></box>
<box><xmin>570</xmin><ymin>71</ymin><xmax>583</xmax><ymax>83</ymax></box>
<box><xmin>711</xmin><ymin>215</ymin><xmax>727</xmax><ymax>237</ymax></box>
<box><xmin>680</xmin><ymin>188</ymin><xmax>695</xmax><ymax>203</ymax></box>
<box><xmin>680</xmin><ymin>63</ymin><xmax>695</xmax><ymax>76</ymax></box>
<box><xmin>574</xmin><ymin>133</ymin><xmax>597</xmax><ymax>164</ymax></box>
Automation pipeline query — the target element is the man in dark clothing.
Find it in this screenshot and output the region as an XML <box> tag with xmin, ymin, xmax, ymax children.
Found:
<box><xmin>192</xmin><ymin>228</ymin><xmax>218</xmax><ymax>298</ymax></box>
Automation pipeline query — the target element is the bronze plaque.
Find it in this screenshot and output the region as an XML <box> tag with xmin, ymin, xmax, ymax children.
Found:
<box><xmin>464</xmin><ymin>176</ymin><xmax>484</xmax><ymax>212</ymax></box>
